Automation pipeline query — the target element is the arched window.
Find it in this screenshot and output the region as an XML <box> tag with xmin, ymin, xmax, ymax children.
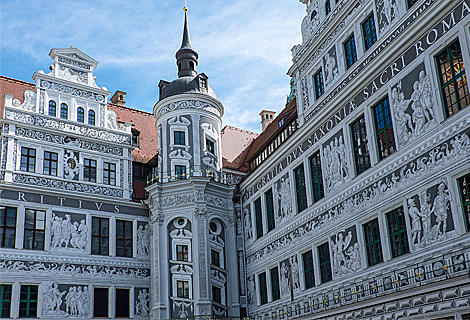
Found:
<box><xmin>325</xmin><ymin>0</ymin><xmax>331</xmax><ymax>15</ymax></box>
<box><xmin>88</xmin><ymin>110</ymin><xmax>96</xmax><ymax>125</ymax></box>
<box><xmin>77</xmin><ymin>107</ymin><xmax>85</xmax><ymax>123</ymax></box>
<box><xmin>60</xmin><ymin>103</ymin><xmax>68</xmax><ymax>119</ymax></box>
<box><xmin>49</xmin><ymin>101</ymin><xmax>56</xmax><ymax>117</ymax></box>
<box><xmin>178</xmin><ymin>63</ymin><xmax>182</xmax><ymax>73</ymax></box>
<box><xmin>189</xmin><ymin>61</ymin><xmax>194</xmax><ymax>70</ymax></box>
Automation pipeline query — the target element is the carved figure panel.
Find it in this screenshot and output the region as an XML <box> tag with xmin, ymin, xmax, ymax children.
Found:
<box><xmin>323</xmin><ymin>46</ymin><xmax>339</xmax><ymax>88</ymax></box>
<box><xmin>279</xmin><ymin>255</ymin><xmax>301</xmax><ymax>299</ymax></box>
<box><xmin>58</xmin><ymin>66</ymin><xmax>88</xmax><ymax>84</ymax></box>
<box><xmin>330</xmin><ymin>227</ymin><xmax>361</xmax><ymax>277</ymax></box>
<box><xmin>135</xmin><ymin>288</ymin><xmax>150</xmax><ymax>318</ymax></box>
<box><xmin>323</xmin><ymin>132</ymin><xmax>351</xmax><ymax>193</ymax></box>
<box><xmin>274</xmin><ymin>172</ymin><xmax>293</xmax><ymax>224</ymax></box>
<box><xmin>391</xmin><ymin>65</ymin><xmax>437</xmax><ymax>147</ymax></box>
<box><xmin>137</xmin><ymin>224</ymin><xmax>150</xmax><ymax>258</ymax></box>
<box><xmin>375</xmin><ymin>0</ymin><xmax>400</xmax><ymax>35</ymax></box>
<box><xmin>301</xmin><ymin>75</ymin><xmax>310</xmax><ymax>109</ymax></box>
<box><xmin>50</xmin><ymin>212</ymin><xmax>87</xmax><ymax>252</ymax></box>
<box><xmin>247</xmin><ymin>274</ymin><xmax>256</xmax><ymax>305</ymax></box>
<box><xmin>169</xmin><ymin>115</ymin><xmax>191</xmax><ymax>127</ymax></box>
<box><xmin>172</xmin><ymin>301</ymin><xmax>193</xmax><ymax>318</ymax></box>
<box><xmin>243</xmin><ymin>205</ymin><xmax>253</xmax><ymax>243</ymax></box>
<box><xmin>42</xmin><ymin>282</ymin><xmax>90</xmax><ymax>318</ymax></box>
<box><xmin>407</xmin><ymin>180</ymin><xmax>456</xmax><ymax>250</ymax></box>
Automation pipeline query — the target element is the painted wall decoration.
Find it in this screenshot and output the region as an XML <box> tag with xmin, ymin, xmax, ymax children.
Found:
<box><xmin>64</xmin><ymin>150</ymin><xmax>79</xmax><ymax>180</ymax></box>
<box><xmin>331</xmin><ymin>227</ymin><xmax>361</xmax><ymax>277</ymax></box>
<box><xmin>323</xmin><ymin>46</ymin><xmax>339</xmax><ymax>88</ymax></box>
<box><xmin>137</xmin><ymin>224</ymin><xmax>150</xmax><ymax>258</ymax></box>
<box><xmin>323</xmin><ymin>132</ymin><xmax>350</xmax><ymax>193</ymax></box>
<box><xmin>274</xmin><ymin>172</ymin><xmax>293</xmax><ymax>224</ymax></box>
<box><xmin>375</xmin><ymin>0</ymin><xmax>400</xmax><ymax>35</ymax></box>
<box><xmin>42</xmin><ymin>282</ymin><xmax>90</xmax><ymax>317</ymax></box>
<box><xmin>247</xmin><ymin>274</ymin><xmax>256</xmax><ymax>305</ymax></box>
<box><xmin>407</xmin><ymin>180</ymin><xmax>457</xmax><ymax>250</ymax></box>
<box><xmin>19</xmin><ymin>90</ymin><xmax>36</xmax><ymax>111</ymax></box>
<box><xmin>392</xmin><ymin>64</ymin><xmax>437</xmax><ymax>147</ymax></box>
<box><xmin>135</xmin><ymin>288</ymin><xmax>150</xmax><ymax>318</ymax></box>
<box><xmin>50</xmin><ymin>212</ymin><xmax>87</xmax><ymax>252</ymax></box>
<box><xmin>244</xmin><ymin>205</ymin><xmax>253</xmax><ymax>243</ymax></box>
<box><xmin>58</xmin><ymin>66</ymin><xmax>88</xmax><ymax>85</ymax></box>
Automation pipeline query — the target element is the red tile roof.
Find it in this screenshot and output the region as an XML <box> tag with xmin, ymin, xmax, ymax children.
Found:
<box><xmin>221</xmin><ymin>125</ymin><xmax>259</xmax><ymax>172</ymax></box>
<box><xmin>245</xmin><ymin>97</ymin><xmax>297</xmax><ymax>163</ymax></box>
<box><xmin>0</xmin><ymin>76</ymin><xmax>36</xmax><ymax>118</ymax></box>
<box><xmin>108</xmin><ymin>104</ymin><xmax>158</xmax><ymax>165</ymax></box>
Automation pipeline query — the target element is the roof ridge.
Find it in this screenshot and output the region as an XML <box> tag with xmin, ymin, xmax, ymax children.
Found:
<box><xmin>222</xmin><ymin>125</ymin><xmax>259</xmax><ymax>135</ymax></box>
<box><xmin>107</xmin><ymin>102</ymin><xmax>153</xmax><ymax>115</ymax></box>
<box><xmin>0</xmin><ymin>75</ymin><xmax>35</xmax><ymax>87</ymax></box>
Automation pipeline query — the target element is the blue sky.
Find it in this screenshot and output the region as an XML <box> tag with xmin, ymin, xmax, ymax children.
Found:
<box><xmin>1</xmin><ymin>0</ymin><xmax>306</xmax><ymax>133</ymax></box>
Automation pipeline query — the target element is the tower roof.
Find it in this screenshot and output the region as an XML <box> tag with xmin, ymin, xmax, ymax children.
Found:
<box><xmin>178</xmin><ymin>11</ymin><xmax>195</xmax><ymax>52</ymax></box>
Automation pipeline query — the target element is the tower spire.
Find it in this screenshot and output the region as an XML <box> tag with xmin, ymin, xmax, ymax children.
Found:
<box><xmin>176</xmin><ymin>6</ymin><xmax>198</xmax><ymax>78</ymax></box>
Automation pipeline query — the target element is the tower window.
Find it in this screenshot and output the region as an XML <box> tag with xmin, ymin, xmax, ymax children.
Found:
<box><xmin>189</xmin><ymin>61</ymin><xmax>194</xmax><ymax>70</ymax></box>
<box><xmin>386</xmin><ymin>207</ymin><xmax>409</xmax><ymax>258</ymax></box>
<box><xmin>20</xmin><ymin>147</ymin><xmax>36</xmax><ymax>173</ymax></box>
<box><xmin>48</xmin><ymin>100</ymin><xmax>56</xmax><ymax>117</ymax></box>
<box><xmin>294</xmin><ymin>164</ymin><xmax>307</xmax><ymax>213</ymax></box>
<box><xmin>206</xmin><ymin>138</ymin><xmax>215</xmax><ymax>154</ymax></box>
<box><xmin>314</xmin><ymin>69</ymin><xmax>324</xmax><ymax>99</ymax></box>
<box><xmin>174</xmin><ymin>131</ymin><xmax>185</xmax><ymax>145</ymax></box>
<box><xmin>177</xmin><ymin>245</ymin><xmax>189</xmax><ymax>261</ymax></box>
<box><xmin>177</xmin><ymin>281</ymin><xmax>189</xmax><ymax>298</ymax></box>
<box><xmin>351</xmin><ymin>115</ymin><xmax>371</xmax><ymax>175</ymax></box>
<box><xmin>175</xmin><ymin>165</ymin><xmax>186</xmax><ymax>180</ymax></box>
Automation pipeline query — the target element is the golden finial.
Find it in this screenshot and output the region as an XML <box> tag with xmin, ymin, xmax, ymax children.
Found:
<box><xmin>184</xmin><ymin>0</ymin><xmax>188</xmax><ymax>11</ymax></box>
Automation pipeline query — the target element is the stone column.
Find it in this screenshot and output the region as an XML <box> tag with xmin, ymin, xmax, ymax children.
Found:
<box><xmin>150</xmin><ymin>211</ymin><xmax>165</xmax><ymax>319</ymax></box>
<box><xmin>193</xmin><ymin>204</ymin><xmax>211</xmax><ymax>315</ymax></box>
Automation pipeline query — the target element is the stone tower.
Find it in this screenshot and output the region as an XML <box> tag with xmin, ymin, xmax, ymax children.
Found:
<box><xmin>146</xmin><ymin>8</ymin><xmax>241</xmax><ymax>319</ymax></box>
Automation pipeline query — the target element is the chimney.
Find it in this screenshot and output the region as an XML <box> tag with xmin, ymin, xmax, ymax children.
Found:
<box><xmin>110</xmin><ymin>90</ymin><xmax>127</xmax><ymax>106</ymax></box>
<box><xmin>260</xmin><ymin>110</ymin><xmax>276</xmax><ymax>132</ymax></box>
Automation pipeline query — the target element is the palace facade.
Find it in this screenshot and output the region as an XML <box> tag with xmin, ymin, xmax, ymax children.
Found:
<box><xmin>1</xmin><ymin>0</ymin><xmax>470</xmax><ymax>319</ymax></box>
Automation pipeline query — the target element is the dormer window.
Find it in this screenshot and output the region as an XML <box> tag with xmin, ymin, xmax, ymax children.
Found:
<box><xmin>88</xmin><ymin>110</ymin><xmax>96</xmax><ymax>125</ymax></box>
<box><xmin>132</xmin><ymin>129</ymin><xmax>140</xmax><ymax>148</ymax></box>
<box><xmin>49</xmin><ymin>101</ymin><xmax>57</xmax><ymax>117</ymax></box>
<box><xmin>77</xmin><ymin>107</ymin><xmax>85</xmax><ymax>123</ymax></box>
<box><xmin>60</xmin><ymin>103</ymin><xmax>68</xmax><ymax>119</ymax></box>
<box><xmin>199</xmin><ymin>78</ymin><xmax>206</xmax><ymax>89</ymax></box>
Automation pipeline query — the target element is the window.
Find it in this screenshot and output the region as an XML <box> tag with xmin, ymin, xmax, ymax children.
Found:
<box><xmin>132</xmin><ymin>130</ymin><xmax>140</xmax><ymax>148</ymax></box>
<box><xmin>344</xmin><ymin>34</ymin><xmax>357</xmax><ymax>69</ymax></box>
<box><xmin>83</xmin><ymin>159</ymin><xmax>97</xmax><ymax>182</ymax></box>
<box><xmin>93</xmin><ymin>288</ymin><xmax>108</xmax><ymax>318</ymax></box>
<box><xmin>407</xmin><ymin>0</ymin><xmax>419</xmax><ymax>9</ymax></box>
<box><xmin>302</xmin><ymin>250</ymin><xmax>315</xmax><ymax>289</ymax></box>
<box><xmin>259</xmin><ymin>272</ymin><xmax>268</xmax><ymax>305</ymax></box>
<box><xmin>265</xmin><ymin>189</ymin><xmax>275</xmax><ymax>232</ymax></box>
<box><xmin>92</xmin><ymin>217</ymin><xmax>109</xmax><ymax>255</ymax></box>
<box><xmin>294</xmin><ymin>165</ymin><xmax>308</xmax><ymax>213</ymax></box>
<box><xmin>174</xmin><ymin>131</ymin><xmax>186</xmax><ymax>145</ymax></box>
<box><xmin>177</xmin><ymin>281</ymin><xmax>189</xmax><ymax>298</ymax></box>
<box><xmin>177</xmin><ymin>245</ymin><xmax>189</xmax><ymax>262</ymax></box>
<box><xmin>48</xmin><ymin>101</ymin><xmax>56</xmax><ymax>117</ymax></box>
<box><xmin>373</xmin><ymin>97</ymin><xmax>396</xmax><ymax>160</ymax></box>
<box><xmin>24</xmin><ymin>209</ymin><xmax>45</xmax><ymax>251</ymax></box>
<box><xmin>0</xmin><ymin>207</ymin><xmax>17</xmax><ymax>248</ymax></box>
<box><xmin>351</xmin><ymin>116</ymin><xmax>371</xmax><ymax>175</ymax></box>
<box><xmin>458</xmin><ymin>173</ymin><xmax>470</xmax><ymax>232</ymax></box>
<box><xmin>0</xmin><ymin>285</ymin><xmax>12</xmax><ymax>318</ymax></box>
<box><xmin>362</xmin><ymin>14</ymin><xmax>377</xmax><ymax>51</ymax></box>
<box><xmin>364</xmin><ymin>219</ymin><xmax>383</xmax><ymax>266</ymax></box>
<box><xmin>254</xmin><ymin>198</ymin><xmax>263</xmax><ymax>239</ymax></box>
<box><xmin>309</xmin><ymin>152</ymin><xmax>324</xmax><ymax>203</ymax></box>
<box><xmin>43</xmin><ymin>151</ymin><xmax>58</xmax><ymax>176</ymax></box>
<box><xmin>115</xmin><ymin>289</ymin><xmax>130</xmax><ymax>318</ymax></box>
<box><xmin>116</xmin><ymin>220</ymin><xmax>132</xmax><ymax>257</ymax></box>
<box><xmin>103</xmin><ymin>162</ymin><xmax>116</xmax><ymax>185</ymax></box>
<box><xmin>212</xmin><ymin>286</ymin><xmax>221</xmax><ymax>304</ymax></box>
<box><xmin>19</xmin><ymin>285</ymin><xmax>37</xmax><ymax>318</ymax></box>
<box><xmin>206</xmin><ymin>138</ymin><xmax>215</xmax><ymax>154</ymax></box>
<box><xmin>325</xmin><ymin>0</ymin><xmax>331</xmax><ymax>15</ymax></box>
<box><xmin>386</xmin><ymin>207</ymin><xmax>409</xmax><ymax>258</ymax></box>
<box><xmin>270</xmin><ymin>267</ymin><xmax>280</xmax><ymax>301</ymax></box>
<box><xmin>436</xmin><ymin>39</ymin><xmax>469</xmax><ymax>118</ymax></box>
<box><xmin>77</xmin><ymin>107</ymin><xmax>85</xmax><ymax>123</ymax></box>
<box><xmin>20</xmin><ymin>147</ymin><xmax>36</xmax><ymax>173</ymax></box>
<box><xmin>60</xmin><ymin>103</ymin><xmax>68</xmax><ymax>119</ymax></box>
<box><xmin>88</xmin><ymin>110</ymin><xmax>95</xmax><ymax>125</ymax></box>
<box><xmin>314</xmin><ymin>69</ymin><xmax>324</xmax><ymax>99</ymax></box>
<box><xmin>175</xmin><ymin>165</ymin><xmax>186</xmax><ymax>180</ymax></box>
<box><xmin>211</xmin><ymin>249</ymin><xmax>220</xmax><ymax>267</ymax></box>
<box><xmin>318</xmin><ymin>242</ymin><xmax>332</xmax><ymax>283</ymax></box>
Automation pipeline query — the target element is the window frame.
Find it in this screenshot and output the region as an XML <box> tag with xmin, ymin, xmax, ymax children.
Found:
<box><xmin>175</xmin><ymin>165</ymin><xmax>187</xmax><ymax>180</ymax></box>
<box><xmin>48</xmin><ymin>100</ymin><xmax>57</xmax><ymax>117</ymax></box>
<box><xmin>116</xmin><ymin>220</ymin><xmax>133</xmax><ymax>257</ymax></box>
<box><xmin>93</xmin><ymin>287</ymin><xmax>109</xmax><ymax>318</ymax></box>
<box><xmin>386</xmin><ymin>207</ymin><xmax>410</xmax><ymax>258</ymax></box>
<box><xmin>458</xmin><ymin>173</ymin><xmax>470</xmax><ymax>232</ymax></box>
<box><xmin>314</xmin><ymin>68</ymin><xmax>324</xmax><ymax>100</ymax></box>
<box><xmin>60</xmin><ymin>103</ymin><xmax>68</xmax><ymax>119</ymax></box>
<box><xmin>373</xmin><ymin>96</ymin><xmax>396</xmax><ymax>161</ymax></box>
<box><xmin>270</xmin><ymin>266</ymin><xmax>280</xmax><ymax>301</ymax></box>
<box><xmin>23</xmin><ymin>209</ymin><xmax>46</xmax><ymax>251</ymax></box>
<box><xmin>343</xmin><ymin>34</ymin><xmax>357</xmax><ymax>69</ymax></box>
<box><xmin>88</xmin><ymin>109</ymin><xmax>96</xmax><ymax>125</ymax></box>
<box><xmin>177</xmin><ymin>280</ymin><xmax>190</xmax><ymax>299</ymax></box>
<box><xmin>20</xmin><ymin>147</ymin><xmax>36</xmax><ymax>173</ymax></box>
<box><xmin>265</xmin><ymin>188</ymin><xmax>275</xmax><ymax>232</ymax></box>
<box><xmin>318</xmin><ymin>242</ymin><xmax>332</xmax><ymax>284</ymax></box>
<box><xmin>103</xmin><ymin>162</ymin><xmax>116</xmax><ymax>186</ymax></box>
<box><xmin>259</xmin><ymin>272</ymin><xmax>268</xmax><ymax>305</ymax></box>
<box><xmin>309</xmin><ymin>152</ymin><xmax>324</xmax><ymax>203</ymax></box>
<box><xmin>206</xmin><ymin>138</ymin><xmax>215</xmax><ymax>155</ymax></box>
<box><xmin>254</xmin><ymin>198</ymin><xmax>263</xmax><ymax>239</ymax></box>
<box><xmin>302</xmin><ymin>250</ymin><xmax>315</xmax><ymax>289</ymax></box>
<box><xmin>351</xmin><ymin>115</ymin><xmax>372</xmax><ymax>175</ymax></box>
<box><xmin>43</xmin><ymin>151</ymin><xmax>58</xmax><ymax>176</ymax></box>
<box><xmin>92</xmin><ymin>217</ymin><xmax>109</xmax><ymax>255</ymax></box>
<box><xmin>77</xmin><ymin>107</ymin><xmax>85</xmax><ymax>123</ymax></box>
<box><xmin>174</xmin><ymin>131</ymin><xmax>186</xmax><ymax>146</ymax></box>
<box><xmin>115</xmin><ymin>288</ymin><xmax>130</xmax><ymax>318</ymax></box>
<box><xmin>177</xmin><ymin>244</ymin><xmax>189</xmax><ymax>262</ymax></box>
<box><xmin>211</xmin><ymin>249</ymin><xmax>220</xmax><ymax>267</ymax></box>
<box><xmin>212</xmin><ymin>285</ymin><xmax>222</xmax><ymax>304</ymax></box>
<box><xmin>0</xmin><ymin>206</ymin><xmax>17</xmax><ymax>249</ymax></box>
<box><xmin>19</xmin><ymin>285</ymin><xmax>38</xmax><ymax>318</ymax></box>
<box><xmin>363</xmin><ymin>218</ymin><xmax>383</xmax><ymax>266</ymax></box>
<box><xmin>83</xmin><ymin>158</ymin><xmax>97</xmax><ymax>183</ymax></box>
<box><xmin>294</xmin><ymin>164</ymin><xmax>308</xmax><ymax>213</ymax></box>
<box><xmin>0</xmin><ymin>284</ymin><xmax>12</xmax><ymax>318</ymax></box>
<box><xmin>361</xmin><ymin>14</ymin><xmax>377</xmax><ymax>51</ymax></box>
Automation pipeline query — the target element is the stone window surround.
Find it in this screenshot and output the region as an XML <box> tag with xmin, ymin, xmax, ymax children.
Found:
<box><xmin>173</xmin><ymin>277</ymin><xmax>192</xmax><ymax>299</ymax></box>
<box><xmin>46</xmin><ymin>92</ymin><xmax>99</xmax><ymax>125</ymax></box>
<box><xmin>169</xmin><ymin>125</ymin><xmax>190</xmax><ymax>152</ymax></box>
<box><xmin>202</xmin><ymin>128</ymin><xmax>218</xmax><ymax>157</ymax></box>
